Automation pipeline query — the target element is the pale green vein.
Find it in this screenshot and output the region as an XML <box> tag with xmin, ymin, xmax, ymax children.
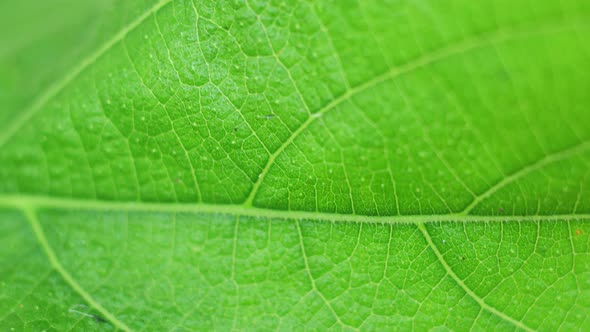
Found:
<box><xmin>461</xmin><ymin>139</ymin><xmax>590</xmax><ymax>215</ymax></box>
<box><xmin>417</xmin><ymin>223</ymin><xmax>534</xmax><ymax>332</ymax></box>
<box><xmin>243</xmin><ymin>21</ymin><xmax>590</xmax><ymax>206</ymax></box>
<box><xmin>2</xmin><ymin>194</ymin><xmax>589</xmax><ymax>225</ymax></box>
<box><xmin>0</xmin><ymin>0</ymin><xmax>174</xmax><ymax>149</ymax></box>
<box><xmin>295</xmin><ymin>220</ymin><xmax>348</xmax><ymax>329</ymax></box>
<box><xmin>22</xmin><ymin>208</ymin><xmax>132</xmax><ymax>332</ymax></box>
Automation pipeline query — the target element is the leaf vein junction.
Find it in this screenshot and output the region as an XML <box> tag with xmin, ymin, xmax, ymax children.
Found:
<box><xmin>244</xmin><ymin>22</ymin><xmax>589</xmax><ymax>206</ymax></box>
<box><xmin>461</xmin><ymin>139</ymin><xmax>590</xmax><ymax>215</ymax></box>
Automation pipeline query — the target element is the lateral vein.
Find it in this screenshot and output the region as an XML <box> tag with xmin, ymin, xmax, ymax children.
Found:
<box><xmin>22</xmin><ymin>208</ymin><xmax>133</xmax><ymax>332</ymax></box>
<box><xmin>0</xmin><ymin>0</ymin><xmax>174</xmax><ymax>149</ymax></box>
<box><xmin>417</xmin><ymin>223</ymin><xmax>535</xmax><ymax>332</ymax></box>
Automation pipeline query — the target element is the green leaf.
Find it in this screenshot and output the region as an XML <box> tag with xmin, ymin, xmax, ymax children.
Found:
<box><xmin>1</xmin><ymin>0</ymin><xmax>589</xmax><ymax>330</ymax></box>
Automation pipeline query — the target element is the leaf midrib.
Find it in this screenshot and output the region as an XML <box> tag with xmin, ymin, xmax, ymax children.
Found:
<box><xmin>1</xmin><ymin>194</ymin><xmax>588</xmax><ymax>224</ymax></box>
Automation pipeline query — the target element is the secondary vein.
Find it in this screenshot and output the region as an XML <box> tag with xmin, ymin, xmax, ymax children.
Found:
<box><xmin>23</xmin><ymin>208</ymin><xmax>133</xmax><ymax>332</ymax></box>
<box><xmin>417</xmin><ymin>223</ymin><xmax>535</xmax><ymax>332</ymax></box>
<box><xmin>460</xmin><ymin>139</ymin><xmax>590</xmax><ymax>215</ymax></box>
<box><xmin>243</xmin><ymin>20</ymin><xmax>590</xmax><ymax>206</ymax></box>
<box><xmin>0</xmin><ymin>0</ymin><xmax>174</xmax><ymax>149</ymax></box>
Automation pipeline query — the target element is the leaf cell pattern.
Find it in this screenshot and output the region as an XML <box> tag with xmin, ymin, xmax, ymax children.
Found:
<box><xmin>0</xmin><ymin>0</ymin><xmax>589</xmax><ymax>331</ymax></box>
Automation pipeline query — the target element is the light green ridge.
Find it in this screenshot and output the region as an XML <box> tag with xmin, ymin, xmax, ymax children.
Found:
<box><xmin>2</xmin><ymin>194</ymin><xmax>589</xmax><ymax>225</ymax></box>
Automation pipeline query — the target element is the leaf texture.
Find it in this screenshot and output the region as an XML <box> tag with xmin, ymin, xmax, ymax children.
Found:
<box><xmin>1</xmin><ymin>0</ymin><xmax>589</xmax><ymax>330</ymax></box>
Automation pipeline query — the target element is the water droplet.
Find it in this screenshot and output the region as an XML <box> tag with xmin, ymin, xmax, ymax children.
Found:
<box><xmin>141</xmin><ymin>116</ymin><xmax>146</xmax><ymax>121</ymax></box>
<box><xmin>232</xmin><ymin>140</ymin><xmax>236</xmax><ymax>144</ymax></box>
<box><xmin>151</xmin><ymin>149</ymin><xmax>157</xmax><ymax>153</ymax></box>
<box><xmin>192</xmin><ymin>122</ymin><xmax>197</xmax><ymax>127</ymax></box>
<box><xmin>106</xmin><ymin>99</ymin><xmax>111</xmax><ymax>105</ymax></box>
<box><xmin>415</xmin><ymin>187</ymin><xmax>421</xmax><ymax>192</ymax></box>
<box><xmin>380</xmin><ymin>183</ymin><xmax>385</xmax><ymax>188</ymax></box>
<box><xmin>144</xmin><ymin>34</ymin><xmax>149</xmax><ymax>39</ymax></box>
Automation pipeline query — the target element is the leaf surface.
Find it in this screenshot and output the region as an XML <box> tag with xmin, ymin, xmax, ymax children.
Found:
<box><xmin>1</xmin><ymin>0</ymin><xmax>590</xmax><ymax>330</ymax></box>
